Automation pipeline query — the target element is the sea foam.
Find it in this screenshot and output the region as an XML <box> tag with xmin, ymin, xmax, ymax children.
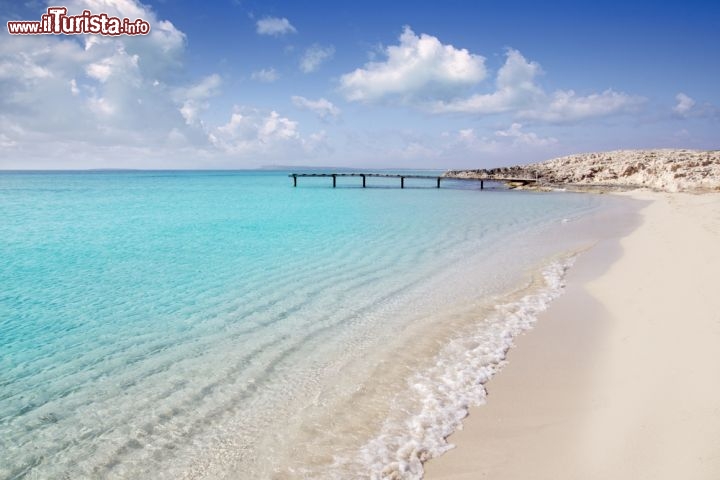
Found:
<box><xmin>1</xmin><ymin>172</ymin><xmax>608</xmax><ymax>479</ymax></box>
<box><xmin>355</xmin><ymin>257</ymin><xmax>575</xmax><ymax>479</ymax></box>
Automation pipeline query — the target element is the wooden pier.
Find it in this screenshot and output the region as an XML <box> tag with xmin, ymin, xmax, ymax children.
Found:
<box><xmin>288</xmin><ymin>173</ymin><xmax>537</xmax><ymax>190</ymax></box>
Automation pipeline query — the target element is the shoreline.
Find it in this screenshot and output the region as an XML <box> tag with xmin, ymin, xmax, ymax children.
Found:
<box><xmin>423</xmin><ymin>190</ymin><xmax>720</xmax><ymax>479</ymax></box>
<box><xmin>444</xmin><ymin>149</ymin><xmax>720</xmax><ymax>193</ymax></box>
<box><xmin>273</xmin><ymin>191</ymin><xmax>622</xmax><ymax>479</ymax></box>
<box><xmin>340</xmin><ymin>191</ymin><xmax>641</xmax><ymax>478</ymax></box>
<box><xmin>0</xmin><ymin>174</ymin><xmax>632</xmax><ymax>479</ymax></box>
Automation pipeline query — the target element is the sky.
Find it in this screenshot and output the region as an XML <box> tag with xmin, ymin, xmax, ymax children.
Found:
<box><xmin>0</xmin><ymin>0</ymin><xmax>718</xmax><ymax>169</ymax></box>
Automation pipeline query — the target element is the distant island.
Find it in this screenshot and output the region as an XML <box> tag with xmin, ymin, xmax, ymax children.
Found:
<box><xmin>445</xmin><ymin>149</ymin><xmax>720</xmax><ymax>192</ymax></box>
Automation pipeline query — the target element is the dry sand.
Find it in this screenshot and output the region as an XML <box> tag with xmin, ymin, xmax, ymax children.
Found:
<box><xmin>424</xmin><ymin>191</ymin><xmax>720</xmax><ymax>480</ymax></box>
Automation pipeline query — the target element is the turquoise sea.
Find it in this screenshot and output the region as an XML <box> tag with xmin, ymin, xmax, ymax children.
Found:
<box><xmin>1</xmin><ymin>171</ymin><xmax>614</xmax><ymax>479</ymax></box>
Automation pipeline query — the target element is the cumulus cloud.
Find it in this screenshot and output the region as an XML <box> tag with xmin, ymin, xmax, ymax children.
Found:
<box><xmin>251</xmin><ymin>68</ymin><xmax>279</xmax><ymax>83</ymax></box>
<box><xmin>519</xmin><ymin>88</ymin><xmax>644</xmax><ymax>122</ymax></box>
<box><xmin>213</xmin><ymin>110</ymin><xmax>298</xmax><ymax>145</ymax></box>
<box><xmin>339</xmin><ymin>26</ymin><xmax>486</xmax><ymax>102</ymax></box>
<box><xmin>175</xmin><ymin>74</ymin><xmax>222</xmax><ymax>125</ymax></box>
<box><xmin>452</xmin><ymin>124</ymin><xmax>557</xmax><ymax>151</ymax></box>
<box><xmin>256</xmin><ymin>17</ymin><xmax>296</xmax><ymax>36</ymax></box>
<box><xmin>0</xmin><ymin>52</ymin><xmax>53</xmax><ymax>81</ymax></box>
<box><xmin>673</xmin><ymin>92</ymin><xmax>695</xmax><ymax>115</ymax></box>
<box><xmin>0</xmin><ymin>0</ymin><xmax>187</xmax><ymax>151</ymax></box>
<box><xmin>431</xmin><ymin>49</ymin><xmax>542</xmax><ymax>114</ymax></box>
<box><xmin>291</xmin><ymin>95</ymin><xmax>340</xmax><ymax>120</ymax></box>
<box><xmin>431</xmin><ymin>49</ymin><xmax>643</xmax><ymax>122</ymax></box>
<box><xmin>668</xmin><ymin>92</ymin><xmax>720</xmax><ymax>120</ymax></box>
<box><xmin>493</xmin><ymin>122</ymin><xmax>557</xmax><ymax>146</ymax></box>
<box><xmin>300</xmin><ymin>44</ymin><xmax>335</xmax><ymax>73</ymax></box>
<box><xmin>340</xmin><ymin>32</ymin><xmax>643</xmax><ymax>123</ymax></box>
<box><xmin>209</xmin><ymin>108</ymin><xmax>326</xmax><ymax>156</ymax></box>
<box><xmin>0</xmin><ymin>0</ymin><xmax>324</xmax><ymax>168</ymax></box>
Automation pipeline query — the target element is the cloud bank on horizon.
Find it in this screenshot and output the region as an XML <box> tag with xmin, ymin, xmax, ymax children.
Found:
<box><xmin>0</xmin><ymin>0</ymin><xmax>717</xmax><ymax>169</ymax></box>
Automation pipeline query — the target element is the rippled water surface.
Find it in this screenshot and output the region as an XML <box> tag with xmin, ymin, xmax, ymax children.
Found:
<box><xmin>0</xmin><ymin>171</ymin><xmax>610</xmax><ymax>479</ymax></box>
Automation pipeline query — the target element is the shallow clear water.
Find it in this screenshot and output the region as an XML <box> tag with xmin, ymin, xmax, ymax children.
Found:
<box><xmin>1</xmin><ymin>171</ymin><xmax>608</xmax><ymax>479</ymax></box>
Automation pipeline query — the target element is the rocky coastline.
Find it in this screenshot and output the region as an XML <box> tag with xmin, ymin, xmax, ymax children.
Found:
<box><xmin>445</xmin><ymin>149</ymin><xmax>720</xmax><ymax>192</ymax></box>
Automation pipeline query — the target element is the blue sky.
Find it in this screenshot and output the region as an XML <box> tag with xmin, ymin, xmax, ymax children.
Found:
<box><xmin>0</xmin><ymin>0</ymin><xmax>718</xmax><ymax>169</ymax></box>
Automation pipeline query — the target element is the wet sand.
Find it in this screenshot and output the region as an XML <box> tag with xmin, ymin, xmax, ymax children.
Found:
<box><xmin>424</xmin><ymin>191</ymin><xmax>720</xmax><ymax>480</ymax></box>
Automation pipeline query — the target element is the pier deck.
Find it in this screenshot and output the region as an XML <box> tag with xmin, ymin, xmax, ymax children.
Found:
<box><xmin>288</xmin><ymin>173</ymin><xmax>537</xmax><ymax>189</ymax></box>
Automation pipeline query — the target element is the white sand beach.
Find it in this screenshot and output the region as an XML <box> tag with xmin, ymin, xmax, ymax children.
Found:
<box><xmin>424</xmin><ymin>190</ymin><xmax>720</xmax><ymax>479</ymax></box>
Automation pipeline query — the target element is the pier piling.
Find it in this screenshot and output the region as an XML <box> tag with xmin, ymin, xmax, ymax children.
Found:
<box><xmin>288</xmin><ymin>173</ymin><xmax>536</xmax><ymax>189</ymax></box>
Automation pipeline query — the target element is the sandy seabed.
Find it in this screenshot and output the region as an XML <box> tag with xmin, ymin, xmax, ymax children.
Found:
<box><xmin>424</xmin><ymin>191</ymin><xmax>720</xmax><ymax>480</ymax></box>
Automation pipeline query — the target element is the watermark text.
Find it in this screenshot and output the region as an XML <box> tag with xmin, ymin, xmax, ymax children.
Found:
<box><xmin>7</xmin><ymin>7</ymin><xmax>151</xmax><ymax>36</ymax></box>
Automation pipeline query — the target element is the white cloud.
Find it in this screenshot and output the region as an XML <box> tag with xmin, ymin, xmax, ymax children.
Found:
<box><xmin>209</xmin><ymin>108</ymin><xmax>312</xmax><ymax>156</ymax></box>
<box><xmin>181</xmin><ymin>73</ymin><xmax>222</xmax><ymax>100</ymax></box>
<box><xmin>85</xmin><ymin>62</ymin><xmax>111</xmax><ymax>82</ymax></box>
<box><xmin>291</xmin><ymin>95</ymin><xmax>340</xmax><ymax>119</ymax></box>
<box><xmin>520</xmin><ymin>89</ymin><xmax>643</xmax><ymax>122</ymax></box>
<box><xmin>0</xmin><ymin>133</ymin><xmax>18</xmax><ymax>148</ymax></box>
<box><xmin>669</xmin><ymin>93</ymin><xmax>719</xmax><ymax>119</ymax></box>
<box><xmin>256</xmin><ymin>17</ymin><xmax>296</xmax><ymax>36</ymax></box>
<box><xmin>0</xmin><ymin>0</ymin><xmax>187</xmax><ymax>140</ymax></box>
<box><xmin>451</xmin><ymin>124</ymin><xmax>556</xmax><ymax>152</ymax></box>
<box><xmin>377</xmin><ymin>123</ymin><xmax>559</xmax><ymax>167</ymax></box>
<box><xmin>439</xmin><ymin>126</ymin><xmax>562</xmax><ymax>167</ymax></box>
<box><xmin>339</xmin><ymin>33</ymin><xmax>642</xmax><ymax>123</ymax></box>
<box><xmin>300</xmin><ymin>44</ymin><xmax>335</xmax><ymax>73</ymax></box>
<box><xmin>81</xmin><ymin>0</ymin><xmax>146</xmax><ymax>21</ymax></box>
<box><xmin>493</xmin><ymin>122</ymin><xmax>557</xmax><ymax>146</ymax></box>
<box><xmin>0</xmin><ymin>36</ymin><xmax>179</xmax><ymax>149</ymax></box>
<box><xmin>0</xmin><ymin>0</ymin><xmax>330</xmax><ymax>169</ymax></box>
<box><xmin>430</xmin><ymin>49</ymin><xmax>542</xmax><ymax>114</ymax></box>
<box><xmin>442</xmin><ymin>128</ymin><xmax>498</xmax><ymax>152</ymax></box>
<box><xmin>175</xmin><ymin>74</ymin><xmax>222</xmax><ymax>125</ymax></box>
<box><xmin>67</xmin><ymin>1</ymin><xmax>187</xmax><ymax>77</ymax></box>
<box><xmin>0</xmin><ymin>0</ymin><xmax>205</xmax><ymax>167</ymax></box>
<box><xmin>339</xmin><ymin>26</ymin><xmax>486</xmax><ymax>102</ymax></box>
<box><xmin>673</xmin><ymin>92</ymin><xmax>695</xmax><ymax>115</ymax></box>
<box><xmin>87</xmin><ymin>96</ymin><xmax>116</xmax><ymax>116</ymax></box>
<box><xmin>259</xmin><ymin>111</ymin><xmax>299</xmax><ymax>141</ymax></box>
<box><xmin>251</xmin><ymin>68</ymin><xmax>279</xmax><ymax>82</ymax></box>
<box><xmin>209</xmin><ymin>108</ymin><xmax>330</xmax><ymax>159</ymax></box>
<box><xmin>305</xmin><ymin>130</ymin><xmax>332</xmax><ymax>154</ymax></box>
<box><xmin>0</xmin><ymin>52</ymin><xmax>52</xmax><ymax>80</ymax></box>
<box><xmin>429</xmin><ymin>49</ymin><xmax>643</xmax><ymax>123</ymax></box>
<box><xmin>85</xmin><ymin>45</ymin><xmax>140</xmax><ymax>84</ymax></box>
<box><xmin>0</xmin><ymin>0</ymin><xmax>317</xmax><ymax>168</ymax></box>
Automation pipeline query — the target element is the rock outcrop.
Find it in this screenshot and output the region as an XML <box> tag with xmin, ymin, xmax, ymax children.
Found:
<box><xmin>445</xmin><ymin>149</ymin><xmax>720</xmax><ymax>192</ymax></box>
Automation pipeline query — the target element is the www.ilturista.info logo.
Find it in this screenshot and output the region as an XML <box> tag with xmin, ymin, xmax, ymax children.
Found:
<box><xmin>7</xmin><ymin>7</ymin><xmax>151</xmax><ymax>35</ymax></box>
